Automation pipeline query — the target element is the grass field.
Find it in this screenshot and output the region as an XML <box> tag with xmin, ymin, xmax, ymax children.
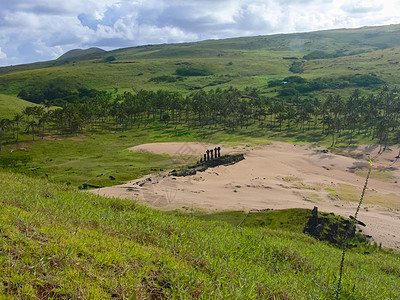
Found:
<box><xmin>0</xmin><ymin>171</ymin><xmax>399</xmax><ymax>299</ymax></box>
<box><xmin>0</xmin><ymin>94</ymin><xmax>37</xmax><ymax>119</ymax></box>
<box><xmin>189</xmin><ymin>208</ymin><xmax>314</xmax><ymax>233</ymax></box>
<box><xmin>0</xmin><ymin>126</ymin><xmax>200</xmax><ymax>187</ymax></box>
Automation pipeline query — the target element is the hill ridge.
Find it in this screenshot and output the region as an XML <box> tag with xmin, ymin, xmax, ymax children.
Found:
<box><xmin>57</xmin><ymin>47</ymin><xmax>106</xmax><ymax>60</ymax></box>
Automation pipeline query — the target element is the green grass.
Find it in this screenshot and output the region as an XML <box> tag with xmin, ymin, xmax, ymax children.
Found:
<box><xmin>0</xmin><ymin>171</ymin><xmax>399</xmax><ymax>298</ymax></box>
<box><xmin>0</xmin><ymin>127</ymin><xmax>201</xmax><ymax>187</ymax></box>
<box><xmin>0</xmin><ymin>94</ymin><xmax>38</xmax><ymax>119</ymax></box>
<box><xmin>189</xmin><ymin>208</ymin><xmax>314</xmax><ymax>233</ymax></box>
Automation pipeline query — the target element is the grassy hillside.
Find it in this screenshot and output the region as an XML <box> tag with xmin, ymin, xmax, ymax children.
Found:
<box><xmin>0</xmin><ymin>94</ymin><xmax>38</xmax><ymax>118</ymax></box>
<box><xmin>57</xmin><ymin>47</ymin><xmax>106</xmax><ymax>60</ymax></box>
<box><xmin>0</xmin><ymin>170</ymin><xmax>399</xmax><ymax>299</ymax></box>
<box><xmin>1</xmin><ymin>24</ymin><xmax>400</xmax><ymax>299</ymax></box>
<box><xmin>0</xmin><ymin>126</ymin><xmax>201</xmax><ymax>187</ymax></box>
<box><xmin>1</xmin><ymin>24</ymin><xmax>400</xmax><ymax>97</ymax></box>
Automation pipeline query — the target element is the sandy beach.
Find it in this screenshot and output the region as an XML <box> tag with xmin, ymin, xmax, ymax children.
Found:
<box><xmin>91</xmin><ymin>142</ymin><xmax>400</xmax><ymax>250</ymax></box>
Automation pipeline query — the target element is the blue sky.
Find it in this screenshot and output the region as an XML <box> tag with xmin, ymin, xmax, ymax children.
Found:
<box><xmin>0</xmin><ymin>0</ymin><xmax>399</xmax><ymax>67</ymax></box>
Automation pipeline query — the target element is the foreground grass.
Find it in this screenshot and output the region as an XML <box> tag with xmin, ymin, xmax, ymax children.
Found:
<box><xmin>0</xmin><ymin>171</ymin><xmax>399</xmax><ymax>299</ymax></box>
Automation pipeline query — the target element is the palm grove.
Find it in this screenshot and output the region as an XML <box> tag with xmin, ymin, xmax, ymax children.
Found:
<box><xmin>1</xmin><ymin>82</ymin><xmax>399</xmax><ymax>154</ymax></box>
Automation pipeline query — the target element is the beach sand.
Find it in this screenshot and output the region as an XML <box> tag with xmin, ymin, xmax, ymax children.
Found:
<box><xmin>91</xmin><ymin>142</ymin><xmax>400</xmax><ymax>250</ymax></box>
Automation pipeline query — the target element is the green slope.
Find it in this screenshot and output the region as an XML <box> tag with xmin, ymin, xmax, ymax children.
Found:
<box><xmin>2</xmin><ymin>24</ymin><xmax>400</xmax><ymax>97</ymax></box>
<box><xmin>0</xmin><ymin>94</ymin><xmax>38</xmax><ymax>118</ymax></box>
<box><xmin>0</xmin><ymin>170</ymin><xmax>399</xmax><ymax>299</ymax></box>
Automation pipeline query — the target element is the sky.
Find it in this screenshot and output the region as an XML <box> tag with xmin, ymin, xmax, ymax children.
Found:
<box><xmin>1</xmin><ymin>0</ymin><xmax>400</xmax><ymax>67</ymax></box>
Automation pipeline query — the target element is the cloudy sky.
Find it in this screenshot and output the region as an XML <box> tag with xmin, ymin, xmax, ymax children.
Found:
<box><xmin>1</xmin><ymin>0</ymin><xmax>399</xmax><ymax>67</ymax></box>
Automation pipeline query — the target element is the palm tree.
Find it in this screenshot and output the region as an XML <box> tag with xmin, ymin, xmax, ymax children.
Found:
<box><xmin>13</xmin><ymin>114</ymin><xmax>23</xmax><ymax>144</ymax></box>
<box><xmin>26</xmin><ymin>120</ymin><xmax>37</xmax><ymax>141</ymax></box>
<box><xmin>0</xmin><ymin>118</ymin><xmax>11</xmax><ymax>152</ymax></box>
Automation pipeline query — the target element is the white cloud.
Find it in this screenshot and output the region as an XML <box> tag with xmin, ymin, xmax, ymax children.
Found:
<box><xmin>0</xmin><ymin>47</ymin><xmax>6</xmax><ymax>59</ymax></box>
<box><xmin>341</xmin><ymin>0</ymin><xmax>384</xmax><ymax>14</ymax></box>
<box><xmin>0</xmin><ymin>0</ymin><xmax>400</xmax><ymax>66</ymax></box>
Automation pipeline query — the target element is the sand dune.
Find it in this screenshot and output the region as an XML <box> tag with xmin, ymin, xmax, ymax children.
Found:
<box><xmin>92</xmin><ymin>142</ymin><xmax>400</xmax><ymax>250</ymax></box>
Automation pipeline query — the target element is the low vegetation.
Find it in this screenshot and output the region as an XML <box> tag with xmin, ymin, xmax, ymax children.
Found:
<box><xmin>175</xmin><ymin>68</ymin><xmax>213</xmax><ymax>77</ymax></box>
<box><xmin>0</xmin><ymin>94</ymin><xmax>37</xmax><ymax>119</ymax></box>
<box><xmin>1</xmin><ymin>171</ymin><xmax>399</xmax><ymax>298</ymax></box>
<box><xmin>1</xmin><ymin>24</ymin><xmax>400</xmax><ymax>298</ymax></box>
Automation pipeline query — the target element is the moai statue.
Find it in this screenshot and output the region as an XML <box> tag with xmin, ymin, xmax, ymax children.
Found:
<box><xmin>206</xmin><ymin>149</ymin><xmax>210</xmax><ymax>161</ymax></box>
<box><xmin>214</xmin><ymin>147</ymin><xmax>218</xmax><ymax>159</ymax></box>
<box><xmin>210</xmin><ymin>149</ymin><xmax>214</xmax><ymax>160</ymax></box>
<box><xmin>200</xmin><ymin>158</ymin><xmax>203</xmax><ymax>163</ymax></box>
<box><xmin>217</xmin><ymin>146</ymin><xmax>221</xmax><ymax>157</ymax></box>
<box><xmin>204</xmin><ymin>154</ymin><xmax>207</xmax><ymax>162</ymax></box>
<box><xmin>312</xmin><ymin>206</ymin><xmax>318</xmax><ymax>218</ymax></box>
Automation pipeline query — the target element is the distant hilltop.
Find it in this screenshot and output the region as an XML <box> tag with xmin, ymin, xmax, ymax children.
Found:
<box><xmin>57</xmin><ymin>47</ymin><xmax>106</xmax><ymax>60</ymax></box>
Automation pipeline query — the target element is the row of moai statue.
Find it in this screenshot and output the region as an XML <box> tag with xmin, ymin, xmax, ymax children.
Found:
<box><xmin>201</xmin><ymin>147</ymin><xmax>221</xmax><ymax>163</ymax></box>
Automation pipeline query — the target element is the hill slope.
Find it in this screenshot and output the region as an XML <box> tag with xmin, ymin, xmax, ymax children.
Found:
<box><xmin>1</xmin><ymin>24</ymin><xmax>400</xmax><ymax>97</ymax></box>
<box><xmin>57</xmin><ymin>47</ymin><xmax>106</xmax><ymax>60</ymax></box>
<box><xmin>0</xmin><ymin>170</ymin><xmax>399</xmax><ymax>298</ymax></box>
<box><xmin>0</xmin><ymin>94</ymin><xmax>38</xmax><ymax>118</ymax></box>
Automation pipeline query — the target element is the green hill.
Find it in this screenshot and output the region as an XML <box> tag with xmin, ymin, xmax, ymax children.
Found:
<box><xmin>57</xmin><ymin>47</ymin><xmax>106</xmax><ymax>61</ymax></box>
<box><xmin>2</xmin><ymin>24</ymin><xmax>400</xmax><ymax>98</ymax></box>
<box><xmin>0</xmin><ymin>94</ymin><xmax>38</xmax><ymax>118</ymax></box>
<box><xmin>0</xmin><ymin>170</ymin><xmax>399</xmax><ymax>299</ymax></box>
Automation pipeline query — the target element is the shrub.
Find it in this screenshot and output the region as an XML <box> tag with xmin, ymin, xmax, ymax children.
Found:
<box><xmin>303</xmin><ymin>50</ymin><xmax>345</xmax><ymax>60</ymax></box>
<box><xmin>175</xmin><ymin>68</ymin><xmax>213</xmax><ymax>76</ymax></box>
<box><xmin>0</xmin><ymin>153</ymin><xmax>32</xmax><ymax>168</ymax></box>
<box><xmin>283</xmin><ymin>76</ymin><xmax>307</xmax><ymax>84</ymax></box>
<box><xmin>104</xmin><ymin>56</ymin><xmax>116</xmax><ymax>62</ymax></box>
<box><xmin>268</xmin><ymin>79</ymin><xmax>284</xmax><ymax>88</ymax></box>
<box><xmin>289</xmin><ymin>61</ymin><xmax>304</xmax><ymax>73</ymax></box>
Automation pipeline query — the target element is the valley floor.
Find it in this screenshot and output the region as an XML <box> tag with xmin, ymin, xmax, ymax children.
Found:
<box><xmin>92</xmin><ymin>142</ymin><xmax>400</xmax><ymax>250</ymax></box>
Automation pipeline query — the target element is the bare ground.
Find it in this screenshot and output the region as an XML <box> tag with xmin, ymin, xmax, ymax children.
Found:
<box><xmin>91</xmin><ymin>142</ymin><xmax>400</xmax><ymax>250</ymax></box>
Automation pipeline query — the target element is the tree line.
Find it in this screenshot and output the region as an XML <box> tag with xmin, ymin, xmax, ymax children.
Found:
<box><xmin>1</xmin><ymin>86</ymin><xmax>400</xmax><ymax>152</ymax></box>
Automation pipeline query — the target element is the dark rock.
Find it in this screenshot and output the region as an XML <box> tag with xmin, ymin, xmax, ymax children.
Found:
<box><xmin>349</xmin><ymin>215</ymin><xmax>366</xmax><ymax>227</ymax></box>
